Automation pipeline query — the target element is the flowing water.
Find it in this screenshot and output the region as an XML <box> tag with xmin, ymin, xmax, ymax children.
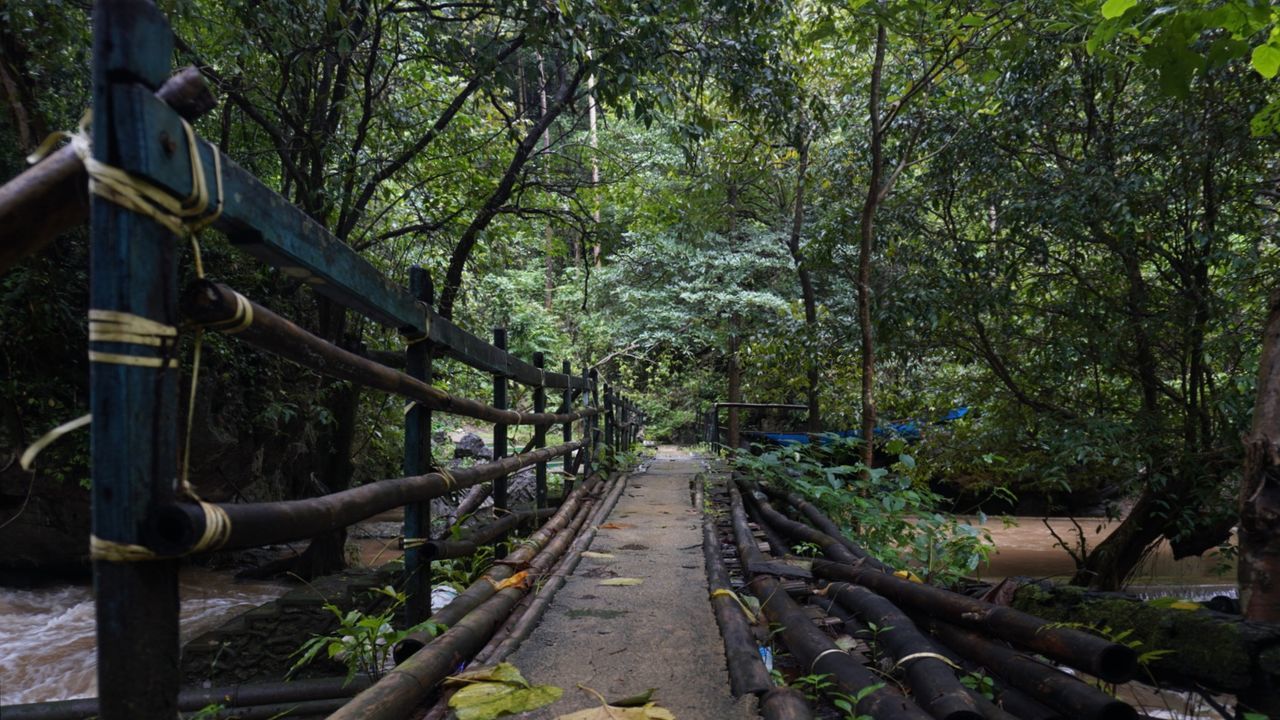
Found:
<box><xmin>0</xmin><ymin>568</ymin><xmax>287</xmax><ymax>704</ymax></box>
<box><xmin>973</xmin><ymin>516</ymin><xmax>1237</xmax><ymax>599</ymax></box>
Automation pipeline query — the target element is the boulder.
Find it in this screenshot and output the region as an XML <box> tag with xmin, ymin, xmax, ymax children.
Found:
<box><xmin>453</xmin><ymin>432</ymin><xmax>492</xmax><ymax>461</ymax></box>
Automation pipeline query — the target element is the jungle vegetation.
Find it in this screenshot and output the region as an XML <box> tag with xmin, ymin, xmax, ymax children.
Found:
<box><xmin>1</xmin><ymin>0</ymin><xmax>1277</xmax><ymax>604</ymax></box>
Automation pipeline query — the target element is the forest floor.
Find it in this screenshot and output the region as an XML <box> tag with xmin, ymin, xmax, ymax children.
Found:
<box><xmin>502</xmin><ymin>446</ymin><xmax>756</xmax><ymax>718</ymax></box>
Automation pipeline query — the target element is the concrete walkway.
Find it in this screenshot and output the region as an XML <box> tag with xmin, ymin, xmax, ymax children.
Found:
<box><xmin>506</xmin><ymin>447</ymin><xmax>756</xmax><ymax>719</ymax></box>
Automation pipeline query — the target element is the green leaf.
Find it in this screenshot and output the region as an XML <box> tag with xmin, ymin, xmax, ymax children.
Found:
<box><xmin>1250</xmin><ymin>96</ymin><xmax>1280</xmax><ymax>137</ymax></box>
<box><xmin>1251</xmin><ymin>43</ymin><xmax>1280</xmax><ymax>79</ymax></box>
<box><xmin>449</xmin><ymin>679</ymin><xmax>563</xmax><ymax>720</ymax></box>
<box><xmin>1100</xmin><ymin>0</ymin><xmax>1137</xmax><ymax>21</ymax></box>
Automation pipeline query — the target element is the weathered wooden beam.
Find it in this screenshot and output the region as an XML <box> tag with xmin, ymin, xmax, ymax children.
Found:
<box><xmin>89</xmin><ymin>3</ymin><xmax>182</xmax><ymax>719</ymax></box>
<box><xmin>0</xmin><ymin>66</ymin><xmax>214</xmax><ymax>274</ymax></box>
<box><xmin>182</xmin><ymin>281</ymin><xmax>595</xmax><ymax>427</ymax></box>
<box><xmin>156</xmin><ymin>440</ymin><xmax>586</xmax><ymax>554</ymax></box>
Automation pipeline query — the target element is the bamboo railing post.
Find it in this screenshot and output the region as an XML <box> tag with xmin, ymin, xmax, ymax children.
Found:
<box><xmin>711</xmin><ymin>405</ymin><xmax>721</xmax><ymax>454</ymax></box>
<box><xmin>589</xmin><ymin>368</ymin><xmax>600</xmax><ymax>462</ymax></box>
<box><xmin>403</xmin><ymin>266</ymin><xmax>433</xmax><ymax>624</ymax></box>
<box><xmin>89</xmin><ymin>3</ymin><xmax>182</xmax><ymax>717</ymax></box>
<box><xmin>492</xmin><ymin>328</ymin><xmax>509</xmax><ymax>514</ymax></box>
<box><xmin>563</xmin><ymin>360</ymin><xmax>574</xmax><ymax>495</ymax></box>
<box><xmin>533</xmin><ymin>352</ymin><xmax>547</xmax><ymax>509</ymax></box>
<box><xmin>604</xmin><ymin>384</ymin><xmax>614</xmax><ymax>456</ymax></box>
<box><xmin>583</xmin><ymin>365</ymin><xmax>594</xmax><ymax>481</ymax></box>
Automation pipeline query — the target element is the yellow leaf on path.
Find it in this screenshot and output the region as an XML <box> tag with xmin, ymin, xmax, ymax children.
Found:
<box><xmin>493</xmin><ymin>571</ymin><xmax>530</xmax><ymax>592</ymax></box>
<box><xmin>598</xmin><ymin>578</ymin><xmax>644</xmax><ymax>586</ymax></box>
<box><xmin>582</xmin><ymin>551</ymin><xmax>615</xmax><ymax>559</ymax></box>
<box><xmin>599</xmin><ymin>523</ymin><xmax>634</xmax><ymax>529</ymax></box>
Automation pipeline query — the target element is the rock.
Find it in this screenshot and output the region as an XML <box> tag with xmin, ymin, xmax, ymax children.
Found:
<box><xmin>453</xmin><ymin>432</ymin><xmax>492</xmax><ymax>461</ymax></box>
<box><xmin>432</xmin><ymin>430</ymin><xmax>448</xmax><ymax>445</ymax></box>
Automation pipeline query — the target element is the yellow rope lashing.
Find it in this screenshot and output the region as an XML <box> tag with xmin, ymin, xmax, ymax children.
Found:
<box><xmin>90</xmin><ymin>535</ymin><xmax>158</xmax><ymax>563</ymax></box>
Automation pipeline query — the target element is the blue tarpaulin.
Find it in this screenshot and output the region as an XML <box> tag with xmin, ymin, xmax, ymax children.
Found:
<box><xmin>743</xmin><ymin>406</ymin><xmax>970</xmax><ymax>446</ymax></box>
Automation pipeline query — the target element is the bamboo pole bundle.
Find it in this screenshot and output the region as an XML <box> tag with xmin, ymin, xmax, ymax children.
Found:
<box><xmin>157</xmin><ymin>440</ymin><xmax>586</xmax><ymax>555</ymax></box>
<box><xmin>756</xmin><ymin>483</ymin><xmax>892</xmax><ymax>572</ymax></box>
<box><xmin>327</xmin><ymin>476</ymin><xmax>604</xmax><ymax>720</ymax></box>
<box><xmin>394</xmin><ymin>474</ymin><xmax>604</xmax><ymax>662</ymax></box>
<box><xmin>417</xmin><ymin>469</ymin><xmax>632</xmax><ymax>720</ymax></box>
<box><xmin>702</xmin><ymin>494</ymin><xmax>774</xmax><ymax>697</ymax></box>
<box><xmin>921</xmin><ymin>620</ymin><xmax>1136</xmax><ymax>720</ymax></box>
<box><xmin>736</xmin><ymin>477</ymin><xmax>1138</xmax><ymax>685</ymax></box>
<box><xmin>811</xmin><ymin>560</ymin><xmax>1137</xmax><ymax>685</ymax></box>
<box><xmin>823</xmin><ymin>582</ymin><xmax>983</xmax><ymax>720</ymax></box>
<box><xmin>727</xmin><ymin>487</ymin><xmax>933</xmax><ymax>720</ymax></box>
<box><xmin>183</xmin><ymin>280</ymin><xmax>596</xmax><ymax>428</ymax></box>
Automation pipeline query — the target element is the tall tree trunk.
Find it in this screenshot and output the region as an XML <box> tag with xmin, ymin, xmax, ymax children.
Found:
<box><xmin>1237</xmin><ymin>290</ymin><xmax>1280</xmax><ymax>716</ymax></box>
<box><xmin>786</xmin><ymin>137</ymin><xmax>820</xmax><ymax>432</ymax></box>
<box><xmin>587</xmin><ymin>55</ymin><xmax>601</xmax><ymax>268</ymax></box>
<box><xmin>857</xmin><ymin>21</ymin><xmax>888</xmax><ymax>470</ymax></box>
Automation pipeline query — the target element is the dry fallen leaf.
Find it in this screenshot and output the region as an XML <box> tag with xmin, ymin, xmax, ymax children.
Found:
<box><xmin>493</xmin><ymin>571</ymin><xmax>530</xmax><ymax>592</ymax></box>
<box><xmin>555</xmin><ymin>685</ymin><xmax>676</xmax><ymax>720</ymax></box>
<box><xmin>598</xmin><ymin>578</ymin><xmax>644</xmax><ymax>586</ymax></box>
<box><xmin>582</xmin><ymin>551</ymin><xmax>615</xmax><ymax>559</ymax></box>
<box><xmin>598</xmin><ymin>523</ymin><xmax>635</xmax><ymax>529</ymax></box>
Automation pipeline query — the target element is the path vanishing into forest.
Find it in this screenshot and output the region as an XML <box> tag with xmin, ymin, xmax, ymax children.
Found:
<box><xmin>505</xmin><ymin>447</ymin><xmax>756</xmax><ymax>719</ymax></box>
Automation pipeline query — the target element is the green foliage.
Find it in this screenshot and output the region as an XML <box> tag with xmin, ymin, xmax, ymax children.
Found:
<box><xmin>290</xmin><ymin>585</ymin><xmax>443</xmax><ymax>684</ymax></box>
<box><xmin>734</xmin><ymin>438</ymin><xmax>994</xmax><ymax>584</ymax></box>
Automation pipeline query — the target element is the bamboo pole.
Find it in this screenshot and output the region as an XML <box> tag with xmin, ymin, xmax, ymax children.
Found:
<box><xmin>328</xmin><ymin>479</ymin><xmax>600</xmax><ymax>720</ymax></box>
<box><xmin>736</xmin><ymin>477</ymin><xmax>1138</xmax><ymax>685</ymax></box>
<box><xmin>156</xmin><ymin>440</ymin><xmax>586</xmax><ymax>555</ymax></box>
<box><xmin>811</xmin><ymin>559</ymin><xmax>1137</xmax><ymax>685</ymax></box>
<box><xmin>182</xmin><ymin>281</ymin><xmax>596</xmax><ymax>427</ymax></box>
<box><xmin>922</xmin><ymin>620</ymin><xmax>1136</xmax><ymax>720</ymax></box>
<box><xmin>824</xmin><ymin>582</ymin><xmax>983</xmax><ymax>720</ymax></box>
<box><xmin>727</xmin><ymin>487</ymin><xmax>932</xmax><ymax>720</ymax></box>
<box><xmin>393</xmin><ymin>474</ymin><xmax>603</xmax><ymax>662</ymax></box>
<box><xmin>702</xmin><ymin>492</ymin><xmax>773</xmax><ymax>697</ymax></box>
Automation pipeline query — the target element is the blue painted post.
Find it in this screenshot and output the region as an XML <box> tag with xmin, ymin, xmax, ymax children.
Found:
<box><xmin>562</xmin><ymin>360</ymin><xmax>574</xmax><ymax>496</ymax></box>
<box><xmin>90</xmin><ymin>2</ymin><xmax>182</xmax><ymax>717</ymax></box>
<box><xmin>492</xmin><ymin>328</ymin><xmax>508</xmax><ymax>513</ymax></box>
<box><xmin>403</xmin><ymin>267</ymin><xmax>433</xmax><ymax>624</ymax></box>
<box><xmin>533</xmin><ymin>352</ymin><xmax>547</xmax><ymax>509</ymax></box>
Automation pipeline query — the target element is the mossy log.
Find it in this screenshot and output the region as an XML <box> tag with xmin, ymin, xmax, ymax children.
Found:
<box><xmin>1008</xmin><ymin>581</ymin><xmax>1280</xmax><ymax>696</ymax></box>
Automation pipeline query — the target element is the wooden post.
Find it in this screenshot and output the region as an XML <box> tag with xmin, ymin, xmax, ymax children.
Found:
<box><xmin>604</xmin><ymin>384</ymin><xmax>614</xmax><ymax>455</ymax></box>
<box><xmin>90</xmin><ymin>2</ymin><xmax>182</xmax><ymax>717</ymax></box>
<box><xmin>533</xmin><ymin>352</ymin><xmax>547</xmax><ymax>509</ymax></box>
<box><xmin>583</xmin><ymin>365</ymin><xmax>594</xmax><ymax>481</ymax></box>
<box><xmin>712</xmin><ymin>405</ymin><xmax>721</xmax><ymax>454</ymax></box>
<box><xmin>403</xmin><ymin>267</ymin><xmax>433</xmax><ymax>624</ymax></box>
<box><xmin>562</xmin><ymin>360</ymin><xmax>574</xmax><ymax>495</ymax></box>
<box><xmin>492</xmin><ymin>328</ymin><xmax>508</xmax><ymax>513</ymax></box>
<box><xmin>589</xmin><ymin>369</ymin><xmax>600</xmax><ymax>461</ymax></box>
